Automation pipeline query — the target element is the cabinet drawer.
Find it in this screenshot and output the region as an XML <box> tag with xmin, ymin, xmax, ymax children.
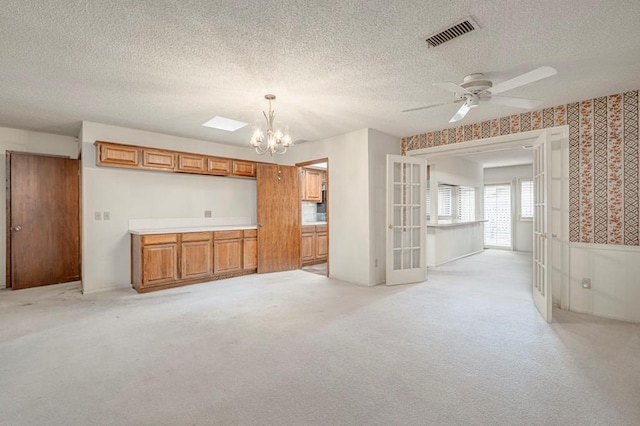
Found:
<box><xmin>231</xmin><ymin>160</ymin><xmax>256</xmax><ymax>178</ymax></box>
<box><xmin>177</xmin><ymin>154</ymin><xmax>206</xmax><ymax>173</ymax></box>
<box><xmin>214</xmin><ymin>230</ymin><xmax>243</xmax><ymax>240</ymax></box>
<box><xmin>243</xmin><ymin>229</ymin><xmax>257</xmax><ymax>238</ymax></box>
<box><xmin>142</xmin><ymin>233</ymin><xmax>178</xmax><ymax>245</ymax></box>
<box><xmin>316</xmin><ymin>225</ymin><xmax>327</xmax><ymax>233</ymax></box>
<box><xmin>302</xmin><ymin>226</ymin><xmax>316</xmax><ymax>234</ymax></box>
<box><xmin>207</xmin><ymin>157</ymin><xmax>231</xmax><ymax>175</ymax></box>
<box><xmin>181</xmin><ymin>231</ymin><xmax>212</xmax><ymax>242</ymax></box>
<box><xmin>142</xmin><ymin>149</ymin><xmax>175</xmax><ymax>170</ymax></box>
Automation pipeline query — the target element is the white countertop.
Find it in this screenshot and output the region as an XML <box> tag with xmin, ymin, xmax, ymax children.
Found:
<box><xmin>427</xmin><ymin>220</ymin><xmax>487</xmax><ymax>228</ymax></box>
<box><xmin>130</xmin><ymin>224</ymin><xmax>257</xmax><ymax>235</ymax></box>
<box><xmin>302</xmin><ymin>221</ymin><xmax>327</xmax><ymax>226</ymax></box>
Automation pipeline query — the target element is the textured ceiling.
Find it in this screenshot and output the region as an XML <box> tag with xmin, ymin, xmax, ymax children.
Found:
<box><xmin>1</xmin><ymin>1</ymin><xmax>640</xmax><ymax>147</ymax></box>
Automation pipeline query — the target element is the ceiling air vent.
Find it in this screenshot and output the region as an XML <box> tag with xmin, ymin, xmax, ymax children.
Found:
<box><xmin>425</xmin><ymin>16</ymin><xmax>480</xmax><ymax>48</ymax></box>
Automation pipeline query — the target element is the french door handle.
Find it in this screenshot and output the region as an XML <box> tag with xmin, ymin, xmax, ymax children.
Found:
<box><xmin>11</xmin><ymin>225</ymin><xmax>22</xmax><ymax>231</ymax></box>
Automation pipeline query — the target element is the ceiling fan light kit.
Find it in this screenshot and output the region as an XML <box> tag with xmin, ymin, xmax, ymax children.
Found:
<box><xmin>405</xmin><ymin>66</ymin><xmax>557</xmax><ymax>123</ymax></box>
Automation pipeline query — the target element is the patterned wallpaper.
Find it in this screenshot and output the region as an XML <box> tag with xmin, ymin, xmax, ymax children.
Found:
<box><xmin>401</xmin><ymin>90</ymin><xmax>639</xmax><ymax>246</ymax></box>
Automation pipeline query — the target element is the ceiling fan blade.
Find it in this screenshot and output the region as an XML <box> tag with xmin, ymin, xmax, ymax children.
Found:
<box><xmin>485</xmin><ymin>96</ymin><xmax>543</xmax><ymax>109</ymax></box>
<box><xmin>402</xmin><ymin>100</ymin><xmax>461</xmax><ymax>113</ymax></box>
<box><xmin>433</xmin><ymin>82</ymin><xmax>473</xmax><ymax>95</ymax></box>
<box><xmin>449</xmin><ymin>102</ymin><xmax>471</xmax><ymax>123</ymax></box>
<box><xmin>489</xmin><ymin>66</ymin><xmax>557</xmax><ymax>95</ymax></box>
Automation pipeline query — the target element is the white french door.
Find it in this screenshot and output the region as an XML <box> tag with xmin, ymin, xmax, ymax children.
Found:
<box><xmin>386</xmin><ymin>155</ymin><xmax>427</xmax><ymax>286</ymax></box>
<box><xmin>532</xmin><ymin>130</ymin><xmax>552</xmax><ymax>322</ymax></box>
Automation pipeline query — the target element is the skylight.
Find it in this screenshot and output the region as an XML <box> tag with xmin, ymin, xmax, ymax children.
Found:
<box><xmin>202</xmin><ymin>116</ymin><xmax>248</xmax><ymax>132</ymax></box>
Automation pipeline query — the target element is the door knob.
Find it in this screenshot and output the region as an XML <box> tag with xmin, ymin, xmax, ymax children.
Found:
<box><xmin>11</xmin><ymin>225</ymin><xmax>21</xmax><ymax>231</ymax></box>
<box><xmin>388</xmin><ymin>224</ymin><xmax>394</xmax><ymax>229</ymax></box>
<box><xmin>258</xmin><ymin>223</ymin><xmax>264</xmax><ymax>227</ymax></box>
<box><xmin>552</xmin><ymin>233</ymin><xmax>558</xmax><ymax>238</ymax></box>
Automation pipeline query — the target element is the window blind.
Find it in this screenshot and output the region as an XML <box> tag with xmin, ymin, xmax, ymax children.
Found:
<box><xmin>438</xmin><ymin>185</ymin><xmax>452</xmax><ymax>217</ymax></box>
<box><xmin>458</xmin><ymin>186</ymin><xmax>476</xmax><ymax>221</ymax></box>
<box><xmin>484</xmin><ymin>184</ymin><xmax>512</xmax><ymax>247</ymax></box>
<box><xmin>520</xmin><ymin>179</ymin><xmax>534</xmax><ymax>219</ymax></box>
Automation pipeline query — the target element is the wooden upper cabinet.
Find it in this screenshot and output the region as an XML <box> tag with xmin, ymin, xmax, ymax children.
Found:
<box><xmin>207</xmin><ymin>157</ymin><xmax>231</xmax><ymax>176</ymax></box>
<box><xmin>232</xmin><ymin>160</ymin><xmax>256</xmax><ymax>178</ymax></box>
<box><xmin>142</xmin><ymin>149</ymin><xmax>175</xmax><ymax>170</ymax></box>
<box><xmin>177</xmin><ymin>153</ymin><xmax>206</xmax><ymax>174</ymax></box>
<box><xmin>302</xmin><ymin>168</ymin><xmax>323</xmax><ymax>202</ymax></box>
<box><xmin>98</xmin><ymin>142</ymin><xmax>139</xmax><ymax>167</ymax></box>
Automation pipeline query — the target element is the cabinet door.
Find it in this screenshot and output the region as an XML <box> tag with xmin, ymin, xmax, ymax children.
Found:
<box><xmin>98</xmin><ymin>143</ymin><xmax>139</xmax><ymax>167</ymax></box>
<box><xmin>316</xmin><ymin>231</ymin><xmax>328</xmax><ymax>259</ymax></box>
<box><xmin>142</xmin><ymin>149</ymin><xmax>175</xmax><ymax>170</ymax></box>
<box><xmin>243</xmin><ymin>237</ymin><xmax>258</xmax><ymax>270</ymax></box>
<box><xmin>303</xmin><ymin>169</ymin><xmax>323</xmax><ymax>202</ymax></box>
<box><xmin>142</xmin><ymin>243</ymin><xmax>178</xmax><ymax>286</ymax></box>
<box><xmin>180</xmin><ymin>240</ymin><xmax>212</xmax><ymax>280</ymax></box>
<box><xmin>232</xmin><ymin>160</ymin><xmax>256</xmax><ymax>178</ymax></box>
<box><xmin>214</xmin><ymin>239</ymin><xmax>242</xmax><ymax>274</ymax></box>
<box><xmin>178</xmin><ymin>154</ymin><xmax>207</xmax><ymax>174</ymax></box>
<box><xmin>208</xmin><ymin>157</ymin><xmax>231</xmax><ymax>176</ymax></box>
<box><xmin>301</xmin><ymin>232</ymin><xmax>315</xmax><ymax>262</ymax></box>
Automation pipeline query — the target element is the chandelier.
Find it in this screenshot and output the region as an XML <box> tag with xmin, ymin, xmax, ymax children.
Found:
<box><xmin>249</xmin><ymin>94</ymin><xmax>292</xmax><ymax>156</ymax></box>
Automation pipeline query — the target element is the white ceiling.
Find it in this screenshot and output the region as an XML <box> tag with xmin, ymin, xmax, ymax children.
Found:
<box><xmin>1</xmin><ymin>1</ymin><xmax>640</xmax><ymax>147</ymax></box>
<box><xmin>460</xmin><ymin>147</ymin><xmax>533</xmax><ymax>168</ymax></box>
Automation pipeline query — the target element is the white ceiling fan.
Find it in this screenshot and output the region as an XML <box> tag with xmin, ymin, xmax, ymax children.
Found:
<box><xmin>403</xmin><ymin>66</ymin><xmax>557</xmax><ymax>123</ymax></box>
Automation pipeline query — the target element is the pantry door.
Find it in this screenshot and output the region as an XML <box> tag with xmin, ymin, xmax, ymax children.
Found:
<box><xmin>256</xmin><ymin>163</ymin><xmax>301</xmax><ymax>273</ymax></box>
<box><xmin>386</xmin><ymin>155</ymin><xmax>427</xmax><ymax>285</ymax></box>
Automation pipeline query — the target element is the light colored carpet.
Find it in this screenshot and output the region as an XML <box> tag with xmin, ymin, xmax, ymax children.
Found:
<box><xmin>1</xmin><ymin>250</ymin><xmax>638</xmax><ymax>426</ymax></box>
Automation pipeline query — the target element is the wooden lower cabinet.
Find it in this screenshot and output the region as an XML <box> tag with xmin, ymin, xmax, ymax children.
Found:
<box><xmin>131</xmin><ymin>228</ymin><xmax>257</xmax><ymax>293</ymax></box>
<box><xmin>180</xmin><ymin>232</ymin><xmax>212</xmax><ymax>280</ymax></box>
<box><xmin>301</xmin><ymin>225</ymin><xmax>328</xmax><ymax>266</ymax></box>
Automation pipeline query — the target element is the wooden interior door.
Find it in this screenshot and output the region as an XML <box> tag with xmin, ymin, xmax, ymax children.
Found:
<box><xmin>7</xmin><ymin>152</ymin><xmax>80</xmax><ymax>289</ymax></box>
<box><xmin>257</xmin><ymin>163</ymin><xmax>300</xmax><ymax>273</ymax></box>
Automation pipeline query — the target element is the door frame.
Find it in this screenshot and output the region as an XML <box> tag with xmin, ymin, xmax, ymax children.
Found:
<box><xmin>296</xmin><ymin>157</ymin><xmax>329</xmax><ymax>276</ymax></box>
<box><xmin>6</xmin><ymin>151</ymin><xmax>82</xmax><ymax>289</ymax></box>
<box><xmin>408</xmin><ymin>127</ymin><xmax>570</xmax><ymax>312</ymax></box>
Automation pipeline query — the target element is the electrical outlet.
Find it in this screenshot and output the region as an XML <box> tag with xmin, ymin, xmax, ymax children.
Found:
<box><xmin>103</xmin><ymin>211</ymin><xmax>110</xmax><ymax>220</ymax></box>
<box><xmin>582</xmin><ymin>278</ymin><xmax>591</xmax><ymax>289</ymax></box>
<box><xmin>204</xmin><ymin>210</ymin><xmax>212</xmax><ymax>218</ymax></box>
<box><xmin>94</xmin><ymin>211</ymin><xmax>101</xmax><ymax>220</ymax></box>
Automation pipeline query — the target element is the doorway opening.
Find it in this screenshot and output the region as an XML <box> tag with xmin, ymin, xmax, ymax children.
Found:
<box><xmin>296</xmin><ymin>158</ymin><xmax>329</xmax><ymax>277</ymax></box>
<box><xmin>484</xmin><ymin>183</ymin><xmax>513</xmax><ymax>248</ymax></box>
<box><xmin>409</xmin><ymin>127</ymin><xmax>569</xmax><ymax>321</ymax></box>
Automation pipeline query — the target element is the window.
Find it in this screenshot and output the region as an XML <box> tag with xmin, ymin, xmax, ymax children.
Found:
<box><xmin>426</xmin><ymin>184</ymin><xmax>431</xmax><ymax>220</ymax></box>
<box><xmin>520</xmin><ymin>179</ymin><xmax>534</xmax><ymax>219</ymax></box>
<box><xmin>484</xmin><ymin>184</ymin><xmax>512</xmax><ymax>248</ymax></box>
<box><xmin>438</xmin><ymin>185</ymin><xmax>452</xmax><ymax>218</ymax></box>
<box><xmin>458</xmin><ymin>186</ymin><xmax>476</xmax><ymax>222</ymax></box>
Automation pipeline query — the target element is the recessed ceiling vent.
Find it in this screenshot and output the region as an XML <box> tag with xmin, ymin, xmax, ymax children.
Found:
<box><xmin>425</xmin><ymin>16</ymin><xmax>480</xmax><ymax>48</ymax></box>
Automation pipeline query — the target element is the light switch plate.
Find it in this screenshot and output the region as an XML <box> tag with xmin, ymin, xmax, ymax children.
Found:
<box><xmin>94</xmin><ymin>211</ymin><xmax>101</xmax><ymax>220</ymax></box>
<box><xmin>103</xmin><ymin>211</ymin><xmax>110</xmax><ymax>220</ymax></box>
<box><xmin>204</xmin><ymin>210</ymin><xmax>212</xmax><ymax>218</ymax></box>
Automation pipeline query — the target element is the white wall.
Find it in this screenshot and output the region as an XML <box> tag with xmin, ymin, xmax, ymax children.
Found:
<box><xmin>427</xmin><ymin>223</ymin><xmax>484</xmax><ymax>267</ymax></box>
<box><xmin>80</xmin><ymin>122</ymin><xmax>260</xmax><ymax>293</ymax></box>
<box><xmin>285</xmin><ymin>128</ymin><xmax>399</xmax><ymax>286</ymax></box>
<box><xmin>428</xmin><ymin>156</ymin><xmax>483</xmax><ymax>224</ymax></box>
<box><xmin>0</xmin><ymin>126</ymin><xmax>78</xmax><ymax>287</ymax></box>
<box><xmin>570</xmin><ymin>243</ymin><xmax>640</xmax><ymax>323</ymax></box>
<box><xmin>484</xmin><ymin>164</ymin><xmax>534</xmax><ymax>252</ymax></box>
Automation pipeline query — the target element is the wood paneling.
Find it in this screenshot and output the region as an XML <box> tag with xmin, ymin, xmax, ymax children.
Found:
<box><xmin>7</xmin><ymin>152</ymin><xmax>80</xmax><ymax>289</ymax></box>
<box><xmin>208</xmin><ymin>157</ymin><xmax>231</xmax><ymax>176</ymax></box>
<box><xmin>232</xmin><ymin>160</ymin><xmax>256</xmax><ymax>178</ymax></box>
<box><xmin>257</xmin><ymin>164</ymin><xmax>300</xmax><ymax>273</ymax></box>
<box><xmin>142</xmin><ymin>149</ymin><xmax>175</xmax><ymax>170</ymax></box>
<box><xmin>178</xmin><ymin>154</ymin><xmax>206</xmax><ymax>173</ymax></box>
<box><xmin>98</xmin><ymin>143</ymin><xmax>139</xmax><ymax>167</ymax></box>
